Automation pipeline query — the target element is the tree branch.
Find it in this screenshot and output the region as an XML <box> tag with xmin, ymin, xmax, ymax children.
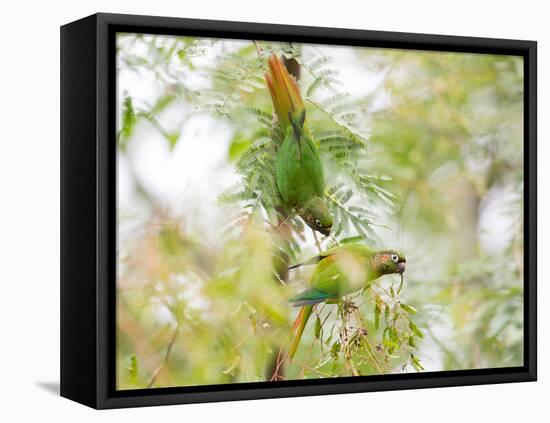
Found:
<box><xmin>147</xmin><ymin>325</ymin><xmax>180</xmax><ymax>388</ymax></box>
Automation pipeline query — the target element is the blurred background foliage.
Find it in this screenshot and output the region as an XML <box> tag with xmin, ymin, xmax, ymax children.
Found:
<box><xmin>115</xmin><ymin>33</ymin><xmax>524</xmax><ymax>389</ymax></box>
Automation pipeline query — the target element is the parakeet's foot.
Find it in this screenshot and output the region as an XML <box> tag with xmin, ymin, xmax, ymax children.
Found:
<box><xmin>342</xmin><ymin>299</ymin><xmax>358</xmax><ymax>311</ymax></box>
<box><xmin>327</xmin><ymin>297</ymin><xmax>357</xmax><ymax>310</ymax></box>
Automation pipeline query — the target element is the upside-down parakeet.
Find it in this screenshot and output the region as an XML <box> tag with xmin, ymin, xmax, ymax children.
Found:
<box><xmin>265</xmin><ymin>54</ymin><xmax>333</xmax><ymax>235</ymax></box>
<box><xmin>288</xmin><ymin>243</ymin><xmax>406</xmax><ymax>359</ymax></box>
<box><xmin>276</xmin><ymin>111</ymin><xmax>333</xmax><ymax>235</ymax></box>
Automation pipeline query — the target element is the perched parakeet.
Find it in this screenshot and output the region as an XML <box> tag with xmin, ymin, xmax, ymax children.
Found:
<box><xmin>265</xmin><ymin>54</ymin><xmax>333</xmax><ymax>235</ymax></box>
<box><xmin>288</xmin><ymin>243</ymin><xmax>406</xmax><ymax>359</ymax></box>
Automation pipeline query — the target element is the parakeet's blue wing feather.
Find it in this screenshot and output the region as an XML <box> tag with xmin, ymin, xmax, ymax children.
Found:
<box><xmin>289</xmin><ymin>287</ymin><xmax>334</xmax><ymax>307</ymax></box>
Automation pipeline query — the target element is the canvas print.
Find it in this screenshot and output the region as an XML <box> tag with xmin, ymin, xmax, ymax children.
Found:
<box><xmin>116</xmin><ymin>33</ymin><xmax>524</xmax><ymax>390</ymax></box>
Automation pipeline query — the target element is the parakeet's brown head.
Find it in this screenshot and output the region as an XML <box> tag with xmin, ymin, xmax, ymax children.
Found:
<box><xmin>299</xmin><ymin>198</ymin><xmax>333</xmax><ymax>236</ymax></box>
<box><xmin>373</xmin><ymin>250</ymin><xmax>406</xmax><ymax>275</ymax></box>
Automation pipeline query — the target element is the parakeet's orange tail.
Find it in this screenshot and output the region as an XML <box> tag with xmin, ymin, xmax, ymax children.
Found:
<box><xmin>265</xmin><ymin>54</ymin><xmax>305</xmax><ymax>131</ymax></box>
<box><xmin>291</xmin><ymin>306</ymin><xmax>306</xmax><ymax>331</ymax></box>
<box><xmin>288</xmin><ymin>305</ymin><xmax>314</xmax><ymax>360</ymax></box>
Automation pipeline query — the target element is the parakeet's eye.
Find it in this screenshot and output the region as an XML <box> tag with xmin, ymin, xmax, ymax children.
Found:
<box><xmin>315</xmin><ymin>219</ymin><xmax>322</xmax><ymax>227</ymax></box>
<box><xmin>391</xmin><ymin>254</ymin><xmax>399</xmax><ymax>262</ymax></box>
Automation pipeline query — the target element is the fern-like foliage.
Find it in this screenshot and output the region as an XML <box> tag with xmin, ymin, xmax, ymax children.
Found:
<box><xmin>326</xmin><ymin>183</ymin><xmax>380</xmax><ymax>240</ymax></box>
<box><xmin>117</xmin><ymin>37</ymin><xmax>424</xmax><ymax>375</ymax></box>
<box><xmin>116</xmin><ymin>34</ymin><xmax>212</xmax><ymax>151</ymax></box>
<box><xmin>300</xmin><ymin>50</ymin><xmax>397</xmax><ymax>214</ymax></box>
<box><xmin>117</xmin><ymin>93</ymin><xmax>181</xmax><ymax>151</ymax></box>
<box><xmin>211</xmin><ymin>44</ymin><xmax>397</xmax><ymax>250</ymax></box>
<box><xmin>199</xmin><ymin>49</ymin><xmax>268</xmax><ymax>119</ymax></box>
<box><xmin>208</xmin><ymin>45</ymin><xmax>426</xmax><ymax>373</ymax></box>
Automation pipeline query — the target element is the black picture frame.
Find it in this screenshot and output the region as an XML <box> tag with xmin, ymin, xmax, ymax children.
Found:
<box><xmin>60</xmin><ymin>12</ymin><xmax>537</xmax><ymax>409</ymax></box>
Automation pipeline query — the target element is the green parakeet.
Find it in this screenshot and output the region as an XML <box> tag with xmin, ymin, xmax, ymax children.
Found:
<box><xmin>265</xmin><ymin>54</ymin><xmax>333</xmax><ymax>235</ymax></box>
<box><xmin>288</xmin><ymin>243</ymin><xmax>406</xmax><ymax>359</ymax></box>
<box><xmin>276</xmin><ymin>111</ymin><xmax>333</xmax><ymax>235</ymax></box>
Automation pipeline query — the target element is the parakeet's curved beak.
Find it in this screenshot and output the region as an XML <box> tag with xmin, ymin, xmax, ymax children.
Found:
<box><xmin>397</xmin><ymin>261</ymin><xmax>406</xmax><ymax>274</ymax></box>
<box><xmin>319</xmin><ymin>226</ymin><xmax>331</xmax><ymax>236</ymax></box>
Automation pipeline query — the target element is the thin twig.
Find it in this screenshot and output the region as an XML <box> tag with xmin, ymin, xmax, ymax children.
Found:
<box><xmin>253</xmin><ymin>40</ymin><xmax>263</xmax><ymax>58</ymax></box>
<box><xmin>271</xmin><ymin>345</ymin><xmax>286</xmax><ymax>381</ymax></box>
<box><xmin>352</xmin><ymin>308</ymin><xmax>385</xmax><ymax>374</ymax></box>
<box><xmin>312</xmin><ymin>228</ymin><xmax>322</xmax><ymax>253</ymax></box>
<box><xmin>147</xmin><ymin>325</ymin><xmax>180</xmax><ymax>388</ymax></box>
<box><xmin>293</xmin><ymin>360</ymin><xmax>333</xmax><ymax>377</ymax></box>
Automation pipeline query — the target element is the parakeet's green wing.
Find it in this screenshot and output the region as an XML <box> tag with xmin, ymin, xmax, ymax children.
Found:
<box><xmin>289</xmin><ymin>256</ymin><xmax>347</xmax><ymax>306</ymax></box>
<box><xmin>290</xmin><ymin>243</ymin><xmax>375</xmax><ymax>269</ymax></box>
<box><xmin>321</xmin><ymin>243</ymin><xmax>375</xmax><ymax>259</ymax></box>
<box><xmin>299</xmin><ymin>133</ymin><xmax>325</xmax><ymax>198</ymax></box>
<box><xmin>276</xmin><ymin>130</ymin><xmax>325</xmax><ymax>206</ymax></box>
<box><xmin>311</xmin><ymin>266</ymin><xmax>346</xmax><ymax>296</ymax></box>
<box><xmin>275</xmin><ymin>135</ymin><xmax>295</xmax><ymax>204</ymax></box>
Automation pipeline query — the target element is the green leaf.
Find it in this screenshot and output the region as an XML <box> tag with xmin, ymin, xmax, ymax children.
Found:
<box><xmin>389</xmin><ymin>326</ymin><xmax>399</xmax><ymax>343</ymax></box>
<box><xmin>409</xmin><ymin>321</ymin><xmax>424</xmax><ymax>339</ymax></box>
<box><xmin>228</xmin><ymin>136</ymin><xmax>252</xmax><ymax>161</ymax></box>
<box><xmin>306</xmin><ymin>76</ymin><xmax>324</xmax><ymax>97</ymax></box>
<box><xmin>117</xmin><ymin>95</ymin><xmax>136</xmax><ymax>151</ymax></box>
<box><xmin>308</xmin><ymin>55</ymin><xmax>332</xmax><ymax>71</ymax></box>
<box><xmin>151</xmin><ymin>94</ymin><xmax>176</xmax><ymax>114</ymax></box>
<box><xmin>314</xmin><ymin>316</ymin><xmax>322</xmax><ymax>339</ymax></box>
<box><xmin>374</xmin><ymin>302</ymin><xmax>381</xmax><ymax>330</ymax></box>
<box><xmin>127</xmin><ymin>354</ymin><xmax>138</xmax><ymax>384</ymax></box>
<box><xmin>327</xmin><ymin>183</ymin><xmax>345</xmax><ymax>196</ymax></box>
<box><xmin>337</xmin><ymin>189</ymin><xmax>353</xmax><ymax>205</ymax></box>
<box><xmin>339</xmin><ymin>235</ymin><xmax>369</xmax><ymax>245</ymax></box>
<box><xmin>411</xmin><ymin>355</ymin><xmax>424</xmax><ymax>372</ymax></box>
<box><xmin>222</xmin><ymin>356</ymin><xmax>241</xmax><ymax>375</ymax></box>
<box><xmin>331</xmin><ymin>341</ymin><xmax>341</xmax><ymax>357</ymax></box>
<box><xmin>400</xmin><ymin>304</ymin><xmax>417</xmax><ymax>315</ymax></box>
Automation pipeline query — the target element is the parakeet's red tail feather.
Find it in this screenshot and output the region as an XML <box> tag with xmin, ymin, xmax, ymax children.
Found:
<box><xmin>291</xmin><ymin>306</ymin><xmax>305</xmax><ymax>331</ymax></box>
<box><xmin>288</xmin><ymin>305</ymin><xmax>313</xmax><ymax>360</ymax></box>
